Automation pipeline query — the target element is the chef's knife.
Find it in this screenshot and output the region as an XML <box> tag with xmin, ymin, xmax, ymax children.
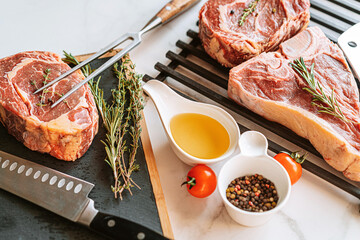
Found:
<box><xmin>338</xmin><ymin>22</ymin><xmax>360</xmax><ymax>80</ymax></box>
<box><xmin>0</xmin><ymin>150</ymin><xmax>169</xmax><ymax>240</ymax></box>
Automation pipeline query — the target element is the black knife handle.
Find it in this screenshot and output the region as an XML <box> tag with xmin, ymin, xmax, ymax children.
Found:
<box><xmin>90</xmin><ymin>212</ymin><xmax>170</xmax><ymax>240</ymax></box>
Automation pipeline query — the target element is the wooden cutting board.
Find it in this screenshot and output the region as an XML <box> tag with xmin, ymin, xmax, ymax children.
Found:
<box><xmin>0</xmin><ymin>51</ymin><xmax>173</xmax><ymax>239</ymax></box>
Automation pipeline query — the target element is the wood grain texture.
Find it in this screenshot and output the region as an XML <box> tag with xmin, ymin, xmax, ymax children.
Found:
<box><xmin>156</xmin><ymin>0</ymin><xmax>200</xmax><ymax>23</ymax></box>
<box><xmin>70</xmin><ymin>49</ymin><xmax>122</xmax><ymax>62</ymax></box>
<box><xmin>140</xmin><ymin>112</ymin><xmax>174</xmax><ymax>239</ymax></box>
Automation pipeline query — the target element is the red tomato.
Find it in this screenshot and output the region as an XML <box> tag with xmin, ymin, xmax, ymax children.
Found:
<box><xmin>274</xmin><ymin>152</ymin><xmax>306</xmax><ymax>185</ymax></box>
<box><xmin>182</xmin><ymin>164</ymin><xmax>217</xmax><ymax>198</ymax></box>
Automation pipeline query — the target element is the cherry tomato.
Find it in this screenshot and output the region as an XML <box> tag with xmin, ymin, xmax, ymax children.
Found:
<box><xmin>182</xmin><ymin>164</ymin><xmax>217</xmax><ymax>198</ymax></box>
<box><xmin>273</xmin><ymin>152</ymin><xmax>306</xmax><ymax>185</ymax></box>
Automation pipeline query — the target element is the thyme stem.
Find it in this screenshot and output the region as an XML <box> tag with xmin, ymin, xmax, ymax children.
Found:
<box><xmin>43</xmin><ymin>68</ymin><xmax>51</xmax><ymax>84</ymax></box>
<box><xmin>239</xmin><ymin>0</ymin><xmax>260</xmax><ymax>27</ymax></box>
<box><xmin>63</xmin><ymin>51</ymin><xmax>143</xmax><ymax>199</ymax></box>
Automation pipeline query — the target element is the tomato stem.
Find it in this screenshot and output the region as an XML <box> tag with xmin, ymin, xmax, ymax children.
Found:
<box><xmin>181</xmin><ymin>177</ymin><xmax>196</xmax><ymax>190</ymax></box>
<box><xmin>280</xmin><ymin>151</ymin><xmax>307</xmax><ymax>164</ymax></box>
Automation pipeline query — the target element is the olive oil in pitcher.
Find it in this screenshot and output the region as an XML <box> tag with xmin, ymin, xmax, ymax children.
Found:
<box><xmin>170</xmin><ymin>113</ymin><xmax>230</xmax><ymax>159</ymax></box>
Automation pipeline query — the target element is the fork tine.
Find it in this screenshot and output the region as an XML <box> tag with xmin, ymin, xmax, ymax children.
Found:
<box><xmin>51</xmin><ymin>38</ymin><xmax>141</xmax><ymax>108</ymax></box>
<box><xmin>34</xmin><ymin>33</ymin><xmax>133</xmax><ymax>94</ymax></box>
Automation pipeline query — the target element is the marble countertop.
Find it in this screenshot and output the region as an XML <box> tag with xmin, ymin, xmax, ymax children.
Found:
<box><xmin>1</xmin><ymin>0</ymin><xmax>360</xmax><ymax>239</ymax></box>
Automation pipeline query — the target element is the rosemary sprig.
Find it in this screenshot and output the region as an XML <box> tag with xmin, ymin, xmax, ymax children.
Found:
<box><xmin>239</xmin><ymin>0</ymin><xmax>259</xmax><ymax>27</ymax></box>
<box><xmin>63</xmin><ymin>51</ymin><xmax>143</xmax><ymax>199</ymax></box>
<box><xmin>290</xmin><ymin>57</ymin><xmax>349</xmax><ymax>123</ymax></box>
<box><xmin>63</xmin><ymin>51</ymin><xmax>92</xmax><ymax>77</ymax></box>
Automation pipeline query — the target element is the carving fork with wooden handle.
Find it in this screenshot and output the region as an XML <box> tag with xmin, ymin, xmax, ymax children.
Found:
<box><xmin>34</xmin><ymin>0</ymin><xmax>200</xmax><ymax>108</ymax></box>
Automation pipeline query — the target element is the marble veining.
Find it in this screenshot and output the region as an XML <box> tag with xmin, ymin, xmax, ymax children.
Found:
<box><xmin>145</xmin><ymin>99</ymin><xmax>360</xmax><ymax>240</ymax></box>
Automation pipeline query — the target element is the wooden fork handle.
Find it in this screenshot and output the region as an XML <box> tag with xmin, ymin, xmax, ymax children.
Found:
<box><xmin>156</xmin><ymin>0</ymin><xmax>200</xmax><ymax>23</ymax></box>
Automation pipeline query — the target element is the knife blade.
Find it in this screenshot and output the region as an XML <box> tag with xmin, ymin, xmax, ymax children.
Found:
<box><xmin>0</xmin><ymin>150</ymin><xmax>169</xmax><ymax>240</ymax></box>
<box><xmin>338</xmin><ymin>22</ymin><xmax>360</xmax><ymax>80</ymax></box>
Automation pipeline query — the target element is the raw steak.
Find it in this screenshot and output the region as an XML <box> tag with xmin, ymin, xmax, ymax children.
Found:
<box><xmin>0</xmin><ymin>51</ymin><xmax>98</xmax><ymax>161</ymax></box>
<box><xmin>228</xmin><ymin>27</ymin><xmax>360</xmax><ymax>181</ymax></box>
<box><xmin>199</xmin><ymin>0</ymin><xmax>310</xmax><ymax>67</ymax></box>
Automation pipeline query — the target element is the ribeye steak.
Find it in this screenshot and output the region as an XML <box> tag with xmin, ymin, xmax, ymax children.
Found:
<box><xmin>0</xmin><ymin>51</ymin><xmax>98</xmax><ymax>161</ymax></box>
<box><xmin>199</xmin><ymin>0</ymin><xmax>310</xmax><ymax>67</ymax></box>
<box><xmin>228</xmin><ymin>27</ymin><xmax>360</xmax><ymax>181</ymax></box>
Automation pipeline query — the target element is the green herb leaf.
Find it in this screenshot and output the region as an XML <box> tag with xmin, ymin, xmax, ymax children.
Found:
<box><xmin>239</xmin><ymin>0</ymin><xmax>260</xmax><ymax>27</ymax></box>
<box><xmin>63</xmin><ymin>52</ymin><xmax>143</xmax><ymax>199</ymax></box>
<box><xmin>290</xmin><ymin>57</ymin><xmax>350</xmax><ymax>123</ymax></box>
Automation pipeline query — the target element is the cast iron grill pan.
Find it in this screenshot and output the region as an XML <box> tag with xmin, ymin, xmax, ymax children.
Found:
<box><xmin>143</xmin><ymin>0</ymin><xmax>360</xmax><ymax>199</ymax></box>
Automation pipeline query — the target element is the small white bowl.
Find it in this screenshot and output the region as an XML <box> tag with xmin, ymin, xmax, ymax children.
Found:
<box><xmin>218</xmin><ymin>131</ymin><xmax>291</xmax><ymax>227</ymax></box>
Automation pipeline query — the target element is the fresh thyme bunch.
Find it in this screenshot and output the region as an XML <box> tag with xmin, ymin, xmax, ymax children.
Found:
<box><xmin>63</xmin><ymin>51</ymin><xmax>143</xmax><ymax>199</ymax></box>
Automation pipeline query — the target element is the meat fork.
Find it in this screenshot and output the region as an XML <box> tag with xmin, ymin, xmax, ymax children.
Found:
<box><xmin>34</xmin><ymin>0</ymin><xmax>200</xmax><ymax>108</ymax></box>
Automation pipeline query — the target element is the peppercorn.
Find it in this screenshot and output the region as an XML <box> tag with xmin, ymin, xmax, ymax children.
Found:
<box><xmin>226</xmin><ymin>174</ymin><xmax>279</xmax><ymax>213</ymax></box>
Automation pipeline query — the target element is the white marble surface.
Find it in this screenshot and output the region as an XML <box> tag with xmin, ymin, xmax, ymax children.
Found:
<box><xmin>1</xmin><ymin>0</ymin><xmax>360</xmax><ymax>239</ymax></box>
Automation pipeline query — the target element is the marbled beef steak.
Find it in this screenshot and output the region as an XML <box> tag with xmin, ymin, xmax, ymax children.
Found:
<box><xmin>229</xmin><ymin>27</ymin><xmax>360</xmax><ymax>181</ymax></box>
<box><xmin>0</xmin><ymin>51</ymin><xmax>98</xmax><ymax>161</ymax></box>
<box><xmin>199</xmin><ymin>0</ymin><xmax>310</xmax><ymax>67</ymax></box>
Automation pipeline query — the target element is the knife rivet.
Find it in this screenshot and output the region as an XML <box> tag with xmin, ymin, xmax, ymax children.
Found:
<box><xmin>166</xmin><ymin>6</ymin><xmax>171</xmax><ymax>11</ymax></box>
<box><xmin>107</xmin><ymin>219</ymin><xmax>116</xmax><ymax>228</ymax></box>
<box><xmin>348</xmin><ymin>41</ymin><xmax>357</xmax><ymax>47</ymax></box>
<box><xmin>137</xmin><ymin>232</ymin><xmax>145</xmax><ymax>240</ymax></box>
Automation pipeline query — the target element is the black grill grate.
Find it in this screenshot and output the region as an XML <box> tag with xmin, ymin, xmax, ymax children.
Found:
<box><xmin>143</xmin><ymin>0</ymin><xmax>360</xmax><ymax>199</ymax></box>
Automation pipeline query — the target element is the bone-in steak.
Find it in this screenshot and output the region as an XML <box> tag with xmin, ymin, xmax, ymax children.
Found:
<box><xmin>0</xmin><ymin>51</ymin><xmax>98</xmax><ymax>161</ymax></box>
<box><xmin>228</xmin><ymin>27</ymin><xmax>360</xmax><ymax>181</ymax></box>
<box><xmin>199</xmin><ymin>0</ymin><xmax>310</xmax><ymax>67</ymax></box>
